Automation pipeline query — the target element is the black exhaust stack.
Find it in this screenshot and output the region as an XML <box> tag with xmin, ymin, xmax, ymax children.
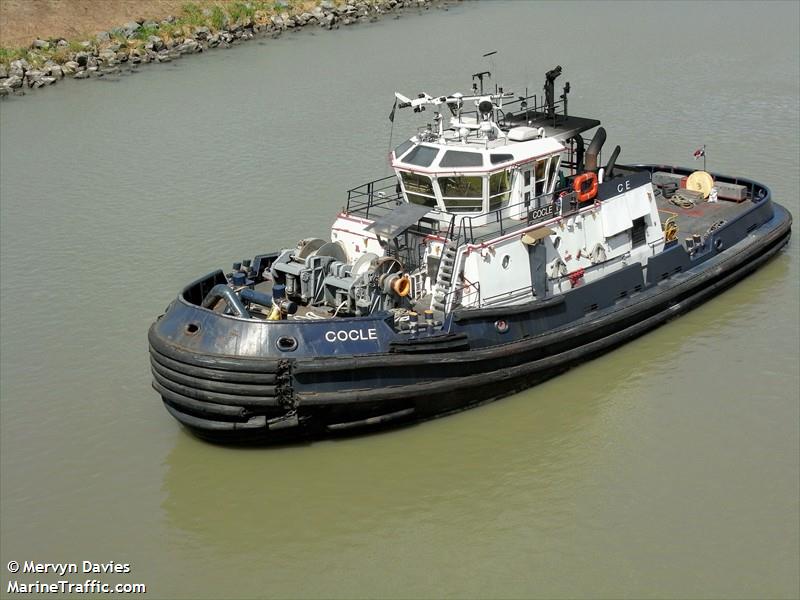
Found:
<box><xmin>604</xmin><ymin>144</ymin><xmax>621</xmax><ymax>179</ymax></box>
<box><xmin>583</xmin><ymin>127</ymin><xmax>606</xmax><ymax>172</ymax></box>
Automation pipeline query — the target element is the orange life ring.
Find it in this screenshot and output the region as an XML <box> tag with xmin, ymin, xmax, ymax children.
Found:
<box><xmin>573</xmin><ymin>172</ymin><xmax>598</xmax><ymax>203</ymax></box>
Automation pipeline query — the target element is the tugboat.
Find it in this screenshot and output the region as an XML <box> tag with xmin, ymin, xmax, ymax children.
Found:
<box><xmin>148</xmin><ymin>66</ymin><xmax>792</xmax><ymax>443</ymax></box>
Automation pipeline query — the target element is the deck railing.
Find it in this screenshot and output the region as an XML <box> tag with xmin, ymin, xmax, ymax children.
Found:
<box><xmin>443</xmin><ymin>275</ymin><xmax>480</xmax><ymax>313</ymax></box>
<box><xmin>452</xmin><ymin>184</ymin><xmax>577</xmax><ymax>247</ymax></box>
<box><xmin>345</xmin><ymin>174</ymin><xmax>578</xmax><ymax>250</ymax></box>
<box><xmin>345</xmin><ymin>175</ymin><xmax>404</xmax><ymax>220</ymax></box>
<box><xmin>494</xmin><ymin>91</ymin><xmax>570</xmax><ymax>130</ymax></box>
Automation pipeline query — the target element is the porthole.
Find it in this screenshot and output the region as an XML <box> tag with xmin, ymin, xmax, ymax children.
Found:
<box><xmin>501</xmin><ymin>255</ymin><xmax>510</xmax><ymax>269</ymax></box>
<box><xmin>495</xmin><ymin>319</ymin><xmax>510</xmax><ymax>334</ymax></box>
<box><xmin>185</xmin><ymin>322</ymin><xmax>200</xmax><ymax>335</ymax></box>
<box><xmin>553</xmin><ymin>236</ymin><xmax>561</xmax><ymax>249</ymax></box>
<box><xmin>276</xmin><ymin>336</ymin><xmax>298</xmax><ymax>352</ymax></box>
<box><xmin>714</xmin><ymin>238</ymin><xmax>724</xmax><ymax>251</ymax></box>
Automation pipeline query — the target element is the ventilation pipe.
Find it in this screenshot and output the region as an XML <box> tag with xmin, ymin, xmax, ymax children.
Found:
<box><xmin>583</xmin><ymin>127</ymin><xmax>606</xmax><ymax>172</ymax></box>
<box><xmin>604</xmin><ymin>144</ymin><xmax>621</xmax><ymax>179</ymax></box>
<box><xmin>201</xmin><ymin>285</ymin><xmax>248</xmax><ymax>317</ymax></box>
<box><xmin>571</xmin><ymin>136</ymin><xmax>585</xmax><ymax>173</ymax></box>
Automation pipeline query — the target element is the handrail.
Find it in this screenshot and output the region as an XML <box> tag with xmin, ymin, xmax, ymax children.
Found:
<box><xmin>346</xmin><ymin>175</ymin><xmax>402</xmax><ymax>219</ymax></box>
<box><xmin>495</xmin><ymin>92</ymin><xmax>569</xmax><ymax>129</ymax></box>
<box><xmin>345</xmin><ymin>170</ymin><xmax>579</xmax><ymax>248</ymax></box>
<box><xmin>450</xmin><ymin>182</ymin><xmax>576</xmax><ymax>247</ymax></box>
<box><xmin>480</xmin><ymin>284</ymin><xmax>535</xmax><ymax>306</ymax></box>
<box><xmin>442</xmin><ymin>271</ymin><xmax>480</xmax><ymax>312</ymax></box>
<box><xmin>346</xmin><ymin>176</ymin><xmax>457</xmax><ymax>237</ymax></box>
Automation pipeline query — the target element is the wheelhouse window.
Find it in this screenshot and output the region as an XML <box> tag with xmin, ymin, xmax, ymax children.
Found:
<box><xmin>393</xmin><ymin>139</ymin><xmax>414</xmax><ymax>160</ymax></box>
<box><xmin>439</xmin><ymin>176</ymin><xmax>483</xmax><ymax>213</ymax></box>
<box><xmin>439</xmin><ymin>150</ymin><xmax>484</xmax><ymax>168</ymax></box>
<box><xmin>548</xmin><ymin>156</ymin><xmax>562</xmax><ymax>193</ymax></box>
<box><xmin>489</xmin><ymin>170</ymin><xmax>511</xmax><ymax>211</ymax></box>
<box><xmin>490</xmin><ymin>153</ymin><xmax>514</xmax><ymax>165</ymax></box>
<box><xmin>402</xmin><ymin>145</ymin><xmax>439</xmax><ymax>167</ymax></box>
<box><xmin>400</xmin><ymin>172</ymin><xmax>437</xmax><ymax>208</ymax></box>
<box><xmin>534</xmin><ymin>157</ymin><xmax>551</xmax><ymax>197</ymax></box>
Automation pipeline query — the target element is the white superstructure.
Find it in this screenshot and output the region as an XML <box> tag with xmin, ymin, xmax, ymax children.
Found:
<box><xmin>328</xmin><ymin>73</ymin><xmax>665</xmax><ymax>315</ymax></box>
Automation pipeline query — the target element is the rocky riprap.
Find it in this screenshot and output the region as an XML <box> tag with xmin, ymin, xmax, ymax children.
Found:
<box><xmin>0</xmin><ymin>0</ymin><xmax>442</xmax><ymax>97</ymax></box>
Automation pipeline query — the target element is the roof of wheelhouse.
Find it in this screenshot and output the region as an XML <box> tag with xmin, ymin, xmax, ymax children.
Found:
<box><xmin>392</xmin><ymin>136</ymin><xmax>566</xmax><ymax>174</ymax></box>
<box><xmin>390</xmin><ymin>65</ymin><xmax>601</xmax><ymax>174</ymax></box>
<box><xmin>503</xmin><ymin>112</ymin><xmax>601</xmax><ymax>143</ymax></box>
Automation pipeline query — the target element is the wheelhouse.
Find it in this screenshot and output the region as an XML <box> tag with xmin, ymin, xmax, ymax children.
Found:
<box><xmin>392</xmin><ymin>136</ymin><xmax>566</xmax><ymax>225</ymax></box>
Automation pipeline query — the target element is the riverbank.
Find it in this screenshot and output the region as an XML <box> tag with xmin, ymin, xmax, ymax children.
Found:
<box><xmin>0</xmin><ymin>0</ymin><xmax>440</xmax><ymax>96</ymax></box>
<box><xmin>0</xmin><ymin>1</ymin><xmax>234</xmax><ymax>48</ymax></box>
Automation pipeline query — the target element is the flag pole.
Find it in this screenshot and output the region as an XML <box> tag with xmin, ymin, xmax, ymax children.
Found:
<box><xmin>387</xmin><ymin>98</ymin><xmax>397</xmax><ymax>160</ymax></box>
<box><xmin>703</xmin><ymin>144</ymin><xmax>706</xmax><ymax>172</ymax></box>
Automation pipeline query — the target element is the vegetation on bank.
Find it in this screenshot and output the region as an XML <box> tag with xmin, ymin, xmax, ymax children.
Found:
<box><xmin>0</xmin><ymin>0</ymin><xmax>353</xmax><ymax>70</ymax></box>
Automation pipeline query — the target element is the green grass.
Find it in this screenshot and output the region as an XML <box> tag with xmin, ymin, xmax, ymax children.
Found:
<box><xmin>0</xmin><ymin>47</ymin><xmax>26</xmax><ymax>65</ymax></box>
<box><xmin>228</xmin><ymin>2</ymin><xmax>257</xmax><ymax>23</ymax></box>
<box><xmin>209</xmin><ymin>5</ymin><xmax>227</xmax><ymax>30</ymax></box>
<box><xmin>180</xmin><ymin>3</ymin><xmax>208</xmax><ymax>26</ymax></box>
<box><xmin>134</xmin><ymin>24</ymin><xmax>161</xmax><ymax>40</ymax></box>
<box><xmin>111</xmin><ymin>29</ymin><xmax>130</xmax><ymax>45</ymax></box>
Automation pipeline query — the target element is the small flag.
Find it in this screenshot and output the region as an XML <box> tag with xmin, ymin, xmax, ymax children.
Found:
<box><xmin>389</xmin><ymin>98</ymin><xmax>397</xmax><ymax>123</ymax></box>
<box><xmin>693</xmin><ymin>146</ymin><xmax>705</xmax><ymax>160</ymax></box>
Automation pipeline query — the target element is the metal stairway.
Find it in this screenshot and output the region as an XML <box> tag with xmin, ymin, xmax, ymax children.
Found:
<box><xmin>431</xmin><ymin>241</ymin><xmax>458</xmax><ymax>312</ymax></box>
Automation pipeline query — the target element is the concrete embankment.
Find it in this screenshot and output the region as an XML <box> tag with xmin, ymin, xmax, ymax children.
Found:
<box><xmin>0</xmin><ymin>0</ymin><xmax>444</xmax><ymax>97</ymax></box>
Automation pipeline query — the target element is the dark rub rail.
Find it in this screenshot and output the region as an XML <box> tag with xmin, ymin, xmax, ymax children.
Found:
<box><xmin>148</xmin><ymin>326</ymin><xmax>295</xmax><ymax>432</ymax></box>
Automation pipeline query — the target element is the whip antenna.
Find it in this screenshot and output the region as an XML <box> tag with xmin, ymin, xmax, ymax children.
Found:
<box><xmin>483</xmin><ymin>50</ymin><xmax>498</xmax><ymax>92</ymax></box>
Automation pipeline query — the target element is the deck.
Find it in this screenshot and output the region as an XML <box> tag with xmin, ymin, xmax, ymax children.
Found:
<box><xmin>654</xmin><ymin>190</ymin><xmax>749</xmax><ymax>247</ymax></box>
